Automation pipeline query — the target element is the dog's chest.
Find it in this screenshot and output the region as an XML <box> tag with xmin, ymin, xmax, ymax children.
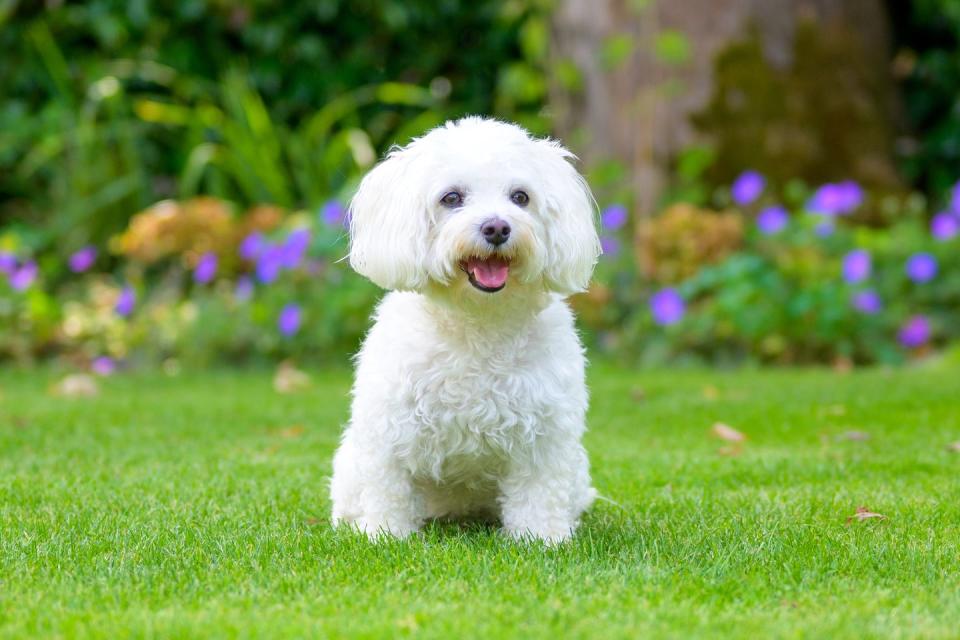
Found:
<box><xmin>396</xmin><ymin>350</ymin><xmax>555</xmax><ymax>479</ymax></box>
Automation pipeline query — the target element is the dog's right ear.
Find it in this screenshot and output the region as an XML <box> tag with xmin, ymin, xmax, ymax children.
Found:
<box><xmin>348</xmin><ymin>147</ymin><xmax>429</xmax><ymax>291</ymax></box>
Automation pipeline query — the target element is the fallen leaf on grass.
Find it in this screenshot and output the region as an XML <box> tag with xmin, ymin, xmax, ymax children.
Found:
<box><xmin>273</xmin><ymin>361</ymin><xmax>311</xmax><ymax>394</ymax></box>
<box><xmin>712</xmin><ymin>422</ymin><xmax>746</xmax><ymax>442</ymax></box>
<box><xmin>717</xmin><ymin>445</ymin><xmax>742</xmax><ymax>456</ymax></box>
<box><xmin>396</xmin><ymin>614</ymin><xmax>419</xmax><ymax>632</ymax></box>
<box><xmin>837</xmin><ymin>430</ymin><xmax>871</xmax><ymax>442</ymax></box>
<box><xmin>832</xmin><ymin>356</ymin><xmax>853</xmax><ymax>374</ymax></box>
<box><xmin>846</xmin><ymin>506</ymin><xmax>887</xmax><ymax>525</ymax></box>
<box><xmin>820</xmin><ymin>404</ymin><xmax>847</xmax><ymax>417</ymax></box>
<box><xmin>946</xmin><ymin>441</ymin><xmax>960</xmax><ymax>453</ymax></box>
<box><xmin>51</xmin><ymin>374</ymin><xmax>99</xmax><ymax>397</ymax></box>
<box><xmin>277</xmin><ymin>424</ymin><xmax>305</xmax><ymax>439</ymax></box>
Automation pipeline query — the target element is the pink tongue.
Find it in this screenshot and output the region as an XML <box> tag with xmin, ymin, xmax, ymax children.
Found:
<box><xmin>467</xmin><ymin>257</ymin><xmax>510</xmax><ymax>288</ymax></box>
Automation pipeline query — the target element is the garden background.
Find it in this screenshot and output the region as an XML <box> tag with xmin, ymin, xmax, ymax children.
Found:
<box><xmin>4</xmin><ymin>2</ymin><xmax>960</xmax><ymax>638</ymax></box>
<box><xmin>3</xmin><ymin>0</ymin><xmax>959</xmax><ymax>370</ymax></box>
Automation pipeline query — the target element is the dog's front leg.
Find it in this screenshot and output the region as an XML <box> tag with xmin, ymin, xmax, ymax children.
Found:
<box><xmin>330</xmin><ymin>435</ymin><xmax>424</xmax><ymax>540</ymax></box>
<box><xmin>498</xmin><ymin>435</ymin><xmax>593</xmax><ymax>545</ymax></box>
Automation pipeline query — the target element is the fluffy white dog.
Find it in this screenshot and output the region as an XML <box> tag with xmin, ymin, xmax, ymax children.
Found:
<box><xmin>330</xmin><ymin>117</ymin><xmax>601</xmax><ymax>543</ymax></box>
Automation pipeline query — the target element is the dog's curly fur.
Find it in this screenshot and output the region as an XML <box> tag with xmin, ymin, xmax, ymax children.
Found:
<box><xmin>330</xmin><ymin>117</ymin><xmax>601</xmax><ymax>543</ymax></box>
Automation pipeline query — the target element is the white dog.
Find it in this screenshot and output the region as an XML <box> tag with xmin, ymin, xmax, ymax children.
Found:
<box><xmin>330</xmin><ymin>117</ymin><xmax>601</xmax><ymax>543</ymax></box>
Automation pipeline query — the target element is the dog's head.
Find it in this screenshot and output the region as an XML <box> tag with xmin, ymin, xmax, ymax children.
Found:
<box><xmin>348</xmin><ymin>117</ymin><xmax>600</xmax><ymax>299</ymax></box>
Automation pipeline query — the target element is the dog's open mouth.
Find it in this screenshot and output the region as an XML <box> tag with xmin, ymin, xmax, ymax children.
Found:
<box><xmin>461</xmin><ymin>256</ymin><xmax>510</xmax><ymax>293</ymax></box>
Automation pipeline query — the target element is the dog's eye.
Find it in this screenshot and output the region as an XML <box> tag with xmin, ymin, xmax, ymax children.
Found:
<box><xmin>510</xmin><ymin>190</ymin><xmax>530</xmax><ymax>207</ymax></box>
<box><xmin>440</xmin><ymin>191</ymin><xmax>463</xmax><ymax>208</ymax></box>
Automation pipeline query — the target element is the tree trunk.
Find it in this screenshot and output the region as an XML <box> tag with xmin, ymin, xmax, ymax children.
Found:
<box><xmin>550</xmin><ymin>0</ymin><xmax>898</xmax><ymax>216</ymax></box>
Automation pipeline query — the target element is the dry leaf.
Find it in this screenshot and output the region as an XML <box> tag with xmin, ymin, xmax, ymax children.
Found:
<box><xmin>273</xmin><ymin>360</ymin><xmax>311</xmax><ymax>394</ymax></box>
<box><xmin>277</xmin><ymin>424</ymin><xmax>305</xmax><ymax>439</ymax></box>
<box><xmin>832</xmin><ymin>357</ymin><xmax>853</xmax><ymax>374</ymax></box>
<box><xmin>846</xmin><ymin>506</ymin><xmax>887</xmax><ymax>524</ymax></box>
<box><xmin>822</xmin><ymin>404</ymin><xmax>847</xmax><ymax>417</ymax></box>
<box><xmin>946</xmin><ymin>441</ymin><xmax>960</xmax><ymax>453</ymax></box>
<box><xmin>51</xmin><ymin>374</ymin><xmax>99</xmax><ymax>397</ymax></box>
<box><xmin>712</xmin><ymin>422</ymin><xmax>746</xmax><ymax>442</ymax></box>
<box><xmin>838</xmin><ymin>430</ymin><xmax>871</xmax><ymax>442</ymax></box>
<box><xmin>396</xmin><ymin>614</ymin><xmax>419</xmax><ymax>632</ymax></box>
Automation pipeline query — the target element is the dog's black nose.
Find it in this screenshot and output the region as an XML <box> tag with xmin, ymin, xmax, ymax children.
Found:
<box><xmin>481</xmin><ymin>218</ymin><xmax>511</xmax><ymax>246</ymax></box>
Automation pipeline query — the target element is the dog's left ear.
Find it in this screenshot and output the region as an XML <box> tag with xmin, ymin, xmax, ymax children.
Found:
<box><xmin>535</xmin><ymin>139</ymin><xmax>602</xmax><ymax>295</ymax></box>
<box><xmin>348</xmin><ymin>147</ymin><xmax>430</xmax><ymax>291</ymax></box>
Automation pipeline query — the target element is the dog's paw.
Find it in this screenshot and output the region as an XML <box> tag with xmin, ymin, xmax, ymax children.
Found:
<box><xmin>335</xmin><ymin>515</ymin><xmax>420</xmax><ymax>541</ymax></box>
<box><xmin>503</xmin><ymin>524</ymin><xmax>574</xmax><ymax>546</ymax></box>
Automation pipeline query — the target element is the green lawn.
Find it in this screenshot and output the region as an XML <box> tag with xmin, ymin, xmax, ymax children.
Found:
<box><xmin>2</xmin><ymin>364</ymin><xmax>959</xmax><ymax>638</ymax></box>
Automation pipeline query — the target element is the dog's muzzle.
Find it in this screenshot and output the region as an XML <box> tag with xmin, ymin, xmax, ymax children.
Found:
<box><xmin>461</xmin><ymin>256</ymin><xmax>510</xmax><ymax>292</ymax></box>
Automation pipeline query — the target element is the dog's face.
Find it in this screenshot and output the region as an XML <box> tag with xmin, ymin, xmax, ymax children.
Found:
<box><xmin>348</xmin><ymin>117</ymin><xmax>600</xmax><ymax>298</ymax></box>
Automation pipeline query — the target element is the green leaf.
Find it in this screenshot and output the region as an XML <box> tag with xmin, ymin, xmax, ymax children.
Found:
<box><xmin>653</xmin><ymin>29</ymin><xmax>690</xmax><ymax>65</ymax></box>
<box><xmin>520</xmin><ymin>17</ymin><xmax>548</xmax><ymax>62</ymax></box>
<box><xmin>600</xmin><ymin>34</ymin><xmax>635</xmax><ymax>70</ymax></box>
<box><xmin>497</xmin><ymin>63</ymin><xmax>547</xmax><ymax>104</ymax></box>
<box><xmin>553</xmin><ymin>58</ymin><xmax>584</xmax><ymax>92</ymax></box>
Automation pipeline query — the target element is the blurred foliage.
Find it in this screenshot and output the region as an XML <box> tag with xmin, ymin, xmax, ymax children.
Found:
<box><xmin>2</xmin><ymin>0</ymin><xmax>959</xmax><ymax>369</ymax></box>
<box><xmin>888</xmin><ymin>0</ymin><xmax>960</xmax><ymax>199</ymax></box>
<box><xmin>636</xmin><ymin>203</ymin><xmax>743</xmax><ymax>284</ymax></box>
<box><xmin>1</xmin><ymin>205</ymin><xmax>377</xmax><ymax>367</ymax></box>
<box><xmin>0</xmin><ymin>0</ymin><xmax>551</xmax><ymax>253</ymax></box>
<box><xmin>694</xmin><ymin>21</ymin><xmax>901</xmax><ymax>194</ymax></box>
<box><xmin>578</xmin><ymin>177</ymin><xmax>960</xmax><ymax>366</ymax></box>
<box><xmin>113</xmin><ymin>197</ymin><xmax>281</xmax><ymax>268</ymax></box>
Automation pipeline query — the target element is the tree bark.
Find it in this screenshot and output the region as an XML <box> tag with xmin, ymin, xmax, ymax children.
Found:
<box><xmin>550</xmin><ymin>0</ymin><xmax>897</xmax><ymax>216</ymax></box>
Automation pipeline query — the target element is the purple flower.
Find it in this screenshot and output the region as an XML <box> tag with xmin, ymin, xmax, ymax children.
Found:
<box><xmin>814</xmin><ymin>220</ymin><xmax>835</xmax><ymax>237</ymax></box>
<box><xmin>194</xmin><ymin>252</ymin><xmax>218</xmax><ymax>284</ymax></box>
<box><xmin>600</xmin><ymin>205</ymin><xmax>628</xmax><ymax>231</ymax></box>
<box><xmin>851</xmin><ymin>290</ymin><xmax>882</xmax><ymax>314</ymax></box>
<box><xmin>305</xmin><ymin>259</ymin><xmax>326</xmax><ymax>276</ymax></box>
<box><xmin>115</xmin><ymin>286</ymin><xmax>135</xmax><ymax>317</ymax></box>
<box><xmin>0</xmin><ymin>252</ymin><xmax>15</xmax><ymax>274</ymax></box>
<box><xmin>951</xmin><ymin>181</ymin><xmax>960</xmax><ymax>215</ymax></box>
<box><xmin>649</xmin><ymin>288</ymin><xmax>685</xmax><ymax>326</ymax></box>
<box><xmin>731</xmin><ymin>170</ymin><xmax>765</xmax><ymax>206</ymax></box>
<box><xmin>905</xmin><ymin>253</ymin><xmax>937</xmax><ymax>283</ymax></box>
<box><xmin>807</xmin><ymin>181</ymin><xmax>863</xmax><ymax>216</ymax></box>
<box><xmin>842</xmin><ymin>250</ymin><xmax>871</xmax><ymax>284</ymax></box>
<box><xmin>320</xmin><ymin>200</ymin><xmax>347</xmax><ymax>226</ymax></box>
<box><xmin>91</xmin><ymin>356</ymin><xmax>116</xmax><ymax>376</ymax></box>
<box><xmin>278</xmin><ymin>303</ymin><xmax>302</xmax><ymax>336</ymax></box>
<box><xmin>931</xmin><ymin>212</ymin><xmax>959</xmax><ymax>241</ymax></box>
<box><xmin>235</xmin><ymin>275</ymin><xmax>254</xmax><ymax>302</ymax></box>
<box><xmin>68</xmin><ymin>246</ymin><xmax>97</xmax><ymax>273</ymax></box>
<box><xmin>9</xmin><ymin>260</ymin><xmax>37</xmax><ymax>291</ymax></box>
<box><xmin>239</xmin><ymin>232</ymin><xmax>265</xmax><ymax>261</ymax></box>
<box><xmin>756</xmin><ymin>206</ymin><xmax>788</xmax><ymax>234</ymax></box>
<box><xmin>600</xmin><ymin>236</ymin><xmax>621</xmax><ymax>257</ymax></box>
<box><xmin>280</xmin><ymin>228</ymin><xmax>311</xmax><ymax>269</ymax></box>
<box><xmin>256</xmin><ymin>245</ymin><xmax>284</xmax><ymax>283</ymax></box>
<box><xmin>898</xmin><ymin>315</ymin><xmax>931</xmax><ymax>348</ymax></box>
